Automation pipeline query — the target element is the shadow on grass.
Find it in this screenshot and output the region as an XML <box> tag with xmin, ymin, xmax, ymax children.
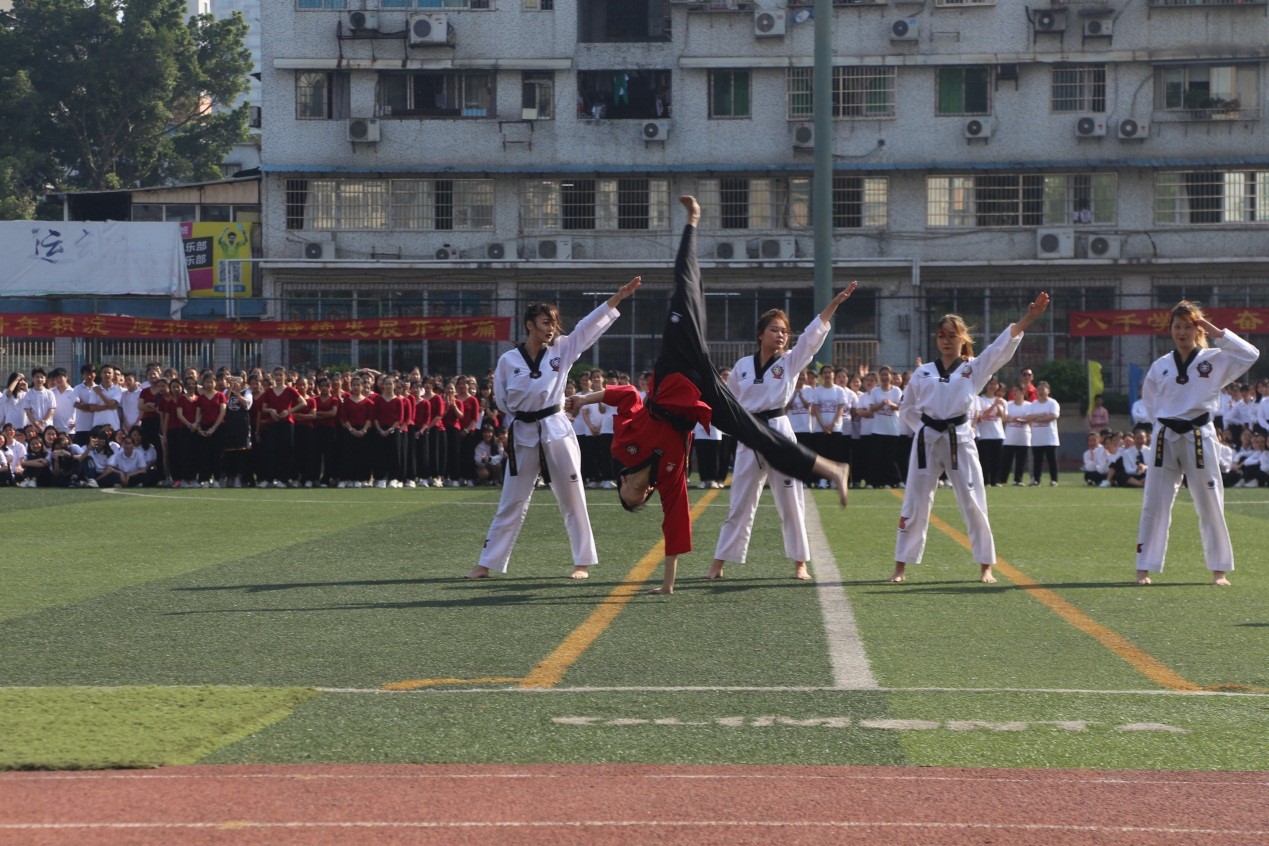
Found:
<box><xmin>173</xmin><ymin>576</ymin><xmax>611</xmax><ymax>594</ymax></box>
<box><xmin>857</xmin><ymin>580</ymin><xmax>1208</xmax><ymax>596</ymax></box>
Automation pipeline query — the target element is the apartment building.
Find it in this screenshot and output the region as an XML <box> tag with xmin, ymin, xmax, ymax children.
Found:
<box><xmin>260</xmin><ymin>0</ymin><xmax>1269</xmax><ymax>381</ymax></box>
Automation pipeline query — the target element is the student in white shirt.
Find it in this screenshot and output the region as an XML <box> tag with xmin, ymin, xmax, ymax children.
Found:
<box><xmin>48</xmin><ymin>368</ymin><xmax>79</xmax><ymax>437</ymax></box>
<box><xmin>118</xmin><ymin>371</ymin><xmax>144</xmax><ymax>432</ymax></box>
<box><xmin>1135</xmin><ymin>301</ymin><xmax>1259</xmax><ymax>586</ymax></box>
<box><xmin>1001</xmin><ymin>388</ymin><xmax>1033</xmax><ymax>486</ymax></box>
<box><xmin>71</xmin><ymin>364</ymin><xmax>100</xmax><ymax>447</ymax></box>
<box><xmin>1115</xmin><ymin>429</ymin><xmax>1148</xmax><ymax>488</ymax></box>
<box><xmin>866</xmin><ymin>365</ymin><xmax>904</xmax><ymax>488</ymax></box>
<box><xmin>1082</xmin><ymin>431</ymin><xmax>1109</xmax><ymax>487</ymax></box>
<box><xmin>1027</xmin><ymin>381</ymin><xmax>1061</xmax><ymax>486</ymax></box>
<box><xmin>1230</xmin><ymin>428</ymin><xmax>1258</xmax><ymax>487</ymax></box>
<box><xmin>810</xmin><ymin>365</ymin><xmax>851</xmax><ymax>484</ymax></box>
<box><xmin>975</xmin><ymin>377</ymin><xmax>1007</xmax><ymax>487</ymax></box>
<box><xmin>2</xmin><ymin>372</ymin><xmax>28</xmax><ymax>431</ymax></box>
<box><xmin>854</xmin><ymin>371</ymin><xmax>878</xmax><ymax>487</ymax></box>
<box><xmin>21</xmin><ymin>368</ymin><xmax>56</xmax><ymax>432</ymax></box>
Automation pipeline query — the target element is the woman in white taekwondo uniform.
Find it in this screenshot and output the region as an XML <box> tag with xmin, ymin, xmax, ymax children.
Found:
<box><xmin>1135</xmin><ymin>301</ymin><xmax>1259</xmax><ymax>587</ymax></box>
<box><xmin>890</xmin><ymin>293</ymin><xmax>1050</xmax><ymax>585</ymax></box>
<box><xmin>708</xmin><ymin>292</ymin><xmax>858</xmax><ymax>582</ymax></box>
<box><xmin>465</xmin><ymin>278</ymin><xmax>642</xmax><ymax>581</ymax></box>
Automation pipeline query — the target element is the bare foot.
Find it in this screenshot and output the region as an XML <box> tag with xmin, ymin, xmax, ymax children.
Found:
<box><xmin>463</xmin><ymin>566</ymin><xmax>490</xmax><ymax>580</ymax></box>
<box><xmin>647</xmin><ymin>586</ymin><xmax>673</xmax><ymax>595</ymax></box>
<box><xmin>793</xmin><ymin>563</ymin><xmax>811</xmax><ymax>581</ymax></box>
<box><xmin>569</xmin><ymin>567</ymin><xmax>590</xmax><ymax>580</ymax></box>
<box><xmin>837</xmin><ymin>463</ymin><xmax>850</xmax><ymax>507</ymax></box>
<box><xmin>1135</xmin><ymin>570</ymin><xmax>1152</xmax><ymax>585</ymax></box>
<box><xmin>888</xmin><ymin>563</ymin><xmax>906</xmax><ymax>583</ymax></box>
<box><xmin>1213</xmin><ymin>571</ymin><xmax>1230</xmax><ymax>586</ymax></box>
<box><xmin>980</xmin><ymin>564</ymin><xmax>997</xmax><ymax>584</ymax></box>
<box><xmin>705</xmin><ymin>562</ymin><xmax>724</xmax><ymax>580</ymax></box>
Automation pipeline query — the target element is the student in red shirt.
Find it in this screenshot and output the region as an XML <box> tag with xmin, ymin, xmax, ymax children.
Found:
<box><xmin>566</xmin><ymin>196</ymin><xmax>852</xmax><ymax>594</ymax></box>
<box><xmin>256</xmin><ymin>366</ymin><xmax>306</xmax><ymax>487</ymax></box>
<box><xmin>409</xmin><ymin>379</ymin><xmax>432</xmax><ymax>486</ymax></box>
<box><xmin>292</xmin><ymin>375</ymin><xmax>320</xmax><ymax>487</ymax></box>
<box><xmin>139</xmin><ymin>377</ymin><xmax>167</xmax><ymax>480</ymax></box>
<box><xmin>426</xmin><ymin>377</ymin><xmax>447</xmax><ymax>487</ymax></box>
<box><xmin>338</xmin><ymin>374</ymin><xmax>376</xmax><ymax>487</ymax></box>
<box><xmin>313</xmin><ymin>376</ymin><xmax>341</xmax><ymax>487</ymax></box>
<box><xmin>170</xmin><ymin>376</ymin><xmax>200</xmax><ymax>486</ymax></box>
<box><xmin>451</xmin><ymin>376</ymin><xmax>481</xmax><ymax>486</ymax></box>
<box><xmin>193</xmin><ymin>373</ymin><xmax>227</xmax><ymax>487</ymax></box>
<box><xmin>374</xmin><ymin>376</ymin><xmax>410</xmax><ymax>487</ymax></box>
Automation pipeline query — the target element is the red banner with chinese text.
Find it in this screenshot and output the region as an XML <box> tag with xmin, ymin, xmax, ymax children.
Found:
<box><xmin>1069</xmin><ymin>308</ymin><xmax>1269</xmax><ymax>337</ymax></box>
<box><xmin>0</xmin><ymin>314</ymin><xmax>512</xmax><ymax>342</ymax></box>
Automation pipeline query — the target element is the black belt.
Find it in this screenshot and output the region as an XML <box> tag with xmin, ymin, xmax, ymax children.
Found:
<box><xmin>917</xmin><ymin>413</ymin><xmax>968</xmax><ymax>471</ymax></box>
<box><xmin>506</xmin><ymin>404</ymin><xmax>563</xmax><ymax>482</ymax></box>
<box><xmin>1154</xmin><ymin>413</ymin><xmax>1210</xmax><ymax>470</ymax></box>
<box><xmin>756</xmin><ymin>408</ymin><xmax>787</xmax><ymax>422</ymax></box>
<box><xmin>648</xmin><ymin>400</ymin><xmax>695</xmax><ymax>434</ymax></box>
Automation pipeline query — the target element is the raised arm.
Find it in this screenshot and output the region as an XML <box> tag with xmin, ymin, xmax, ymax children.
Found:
<box><xmin>1010</xmin><ymin>292</ymin><xmax>1050</xmax><ymax>338</ymax></box>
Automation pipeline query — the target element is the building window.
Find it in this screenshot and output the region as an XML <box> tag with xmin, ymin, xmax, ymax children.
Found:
<box><xmin>521</xmin><ymin>178</ymin><xmax>671</xmax><ymax>231</ymax></box>
<box><xmin>787</xmin><ymin>67</ymin><xmax>897</xmax><ymax>120</ymax></box>
<box><xmin>698</xmin><ymin>178</ymin><xmax>804</xmax><ymax>230</ymax></box>
<box><xmin>1155</xmin><ymin>171</ymin><xmax>1269</xmax><ymax>225</ymax></box>
<box><xmin>525</xmin><ymin>0</ymin><xmax>554</xmax><ymax>8</ymax></box>
<box><xmin>933</xmin><ymin>0</ymin><xmax>995</xmax><ymax>5</ymax></box>
<box><xmin>927</xmin><ymin>173</ymin><xmax>1117</xmax><ymax>228</ymax></box>
<box><xmin>297</xmin><ymin>0</ymin><xmax>346</xmax><ymax>8</ymax></box>
<box><xmin>709</xmin><ymin>70</ymin><xmax>750</xmax><ymax>119</ymax></box>
<box><xmin>1051</xmin><ymin>65</ymin><xmax>1106</xmax><ymax>113</ymax></box>
<box><xmin>578</xmin><ymin>0</ymin><xmax>669</xmax><ymax>42</ymax></box>
<box><xmin>522</xmin><ymin>72</ymin><xmax>554</xmax><ymax>120</ymax></box>
<box><xmin>381</xmin><ymin>0</ymin><xmax>491</xmax><ymax>7</ymax></box>
<box><xmin>785</xmin><ymin>178</ymin><xmax>889</xmax><ymax>229</ymax></box>
<box><xmin>379</xmin><ymin>71</ymin><xmax>494</xmax><ymax>118</ymax></box>
<box><xmin>285</xmin><ymin>178</ymin><xmax>495</xmax><ymax>231</ymax></box>
<box><xmin>577</xmin><ymin>70</ymin><xmax>671</xmax><ymax>120</ymax></box>
<box><xmin>296</xmin><ymin>72</ymin><xmax>351</xmax><ymax>120</ymax></box>
<box><xmin>132</xmin><ymin>204</ymin><xmax>163</xmax><ymax>222</ymax></box>
<box><xmin>936</xmin><ymin>66</ymin><xmax>991</xmax><ymax>115</ymax></box>
<box><xmin>1156</xmin><ymin>64</ymin><xmax>1260</xmax><ymax>119</ymax></box>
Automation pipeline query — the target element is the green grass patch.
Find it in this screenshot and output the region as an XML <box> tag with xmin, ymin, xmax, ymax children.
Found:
<box><xmin>0</xmin><ymin>685</ymin><xmax>318</xmax><ymax>770</ymax></box>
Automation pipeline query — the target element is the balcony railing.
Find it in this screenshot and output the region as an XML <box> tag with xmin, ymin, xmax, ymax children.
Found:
<box><xmin>1149</xmin><ymin>0</ymin><xmax>1267</xmax><ymax>7</ymax></box>
<box><xmin>1155</xmin><ymin>107</ymin><xmax>1263</xmax><ymax>121</ymax></box>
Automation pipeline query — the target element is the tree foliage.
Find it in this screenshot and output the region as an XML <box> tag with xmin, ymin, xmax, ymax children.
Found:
<box><xmin>0</xmin><ymin>0</ymin><xmax>252</xmax><ymax>217</ymax></box>
<box><xmin>1035</xmin><ymin>359</ymin><xmax>1089</xmax><ymax>414</ymax></box>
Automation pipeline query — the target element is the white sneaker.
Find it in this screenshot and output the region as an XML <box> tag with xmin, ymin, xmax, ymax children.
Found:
<box><xmin>405</xmin><ymin>480</ymin><xmax>416</xmax><ymax>488</ymax></box>
<box><xmin>1247</xmin><ymin>480</ymin><xmax>1260</xmax><ymax>488</ymax></box>
<box><xmin>419</xmin><ymin>479</ymin><xmax>430</xmax><ymax>488</ymax></box>
<box><xmin>586</xmin><ymin>481</ymin><xmax>598</xmax><ymax>489</ymax></box>
<box><xmin>393</xmin><ymin>480</ymin><xmax>405</xmax><ymax>488</ymax></box>
<box><xmin>304</xmin><ymin>481</ymin><xmax>313</xmax><ymax>488</ymax></box>
<box><xmin>1099</xmin><ymin>480</ymin><xmax>1111</xmax><ymax>488</ymax></box>
<box><xmin>698</xmin><ymin>481</ymin><xmax>710</xmax><ymax>490</ymax></box>
<box><xmin>376</xmin><ymin>480</ymin><xmax>388</xmax><ymax>489</ymax></box>
<box><xmin>19</xmin><ymin>479</ymin><xmax>35</xmax><ymax>488</ymax></box>
<box><xmin>1050</xmin><ymin>480</ymin><xmax>1059</xmax><ymax>487</ymax></box>
<box><xmin>85</xmin><ymin>478</ymin><xmax>99</xmax><ymax>488</ymax></box>
<box><xmin>337</xmin><ymin>481</ymin><xmax>347</xmax><ymax>488</ymax></box>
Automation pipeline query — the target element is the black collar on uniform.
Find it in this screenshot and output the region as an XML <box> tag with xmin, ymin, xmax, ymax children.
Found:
<box><xmin>934</xmin><ymin>357</ymin><xmax>964</xmax><ymax>383</ymax></box>
<box><xmin>517</xmin><ymin>344</ymin><xmax>547</xmax><ymax>380</ymax></box>
<box><xmin>752</xmin><ymin>352</ymin><xmax>782</xmax><ymax>384</ymax></box>
<box><xmin>1172</xmin><ymin>348</ymin><xmax>1199</xmax><ymax>385</ymax></box>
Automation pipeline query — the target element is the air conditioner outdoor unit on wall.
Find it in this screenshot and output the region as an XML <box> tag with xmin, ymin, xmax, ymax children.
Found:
<box><xmin>754</xmin><ymin>10</ymin><xmax>785</xmax><ymax>37</ymax></box>
<box><xmin>484</xmin><ymin>241</ymin><xmax>518</xmax><ymax>261</ymax></box>
<box><xmin>792</xmin><ymin>123</ymin><xmax>814</xmax><ymax>149</ymax></box>
<box><xmin>1083</xmin><ymin>18</ymin><xmax>1112</xmax><ymax>38</ymax></box>
<box><xmin>890</xmin><ymin>18</ymin><xmax>919</xmax><ymax>42</ymax></box>
<box><xmin>348</xmin><ymin>117</ymin><xmax>379</xmax><ymax>143</ymax></box>
<box><xmin>1036</xmin><ymin>227</ymin><xmax>1075</xmax><ymax>259</ymax></box>
<box><xmin>434</xmin><ymin>245</ymin><xmax>460</xmax><ymax>260</ymax></box>
<box><xmin>1087</xmin><ymin>234</ymin><xmax>1122</xmax><ymax>260</ymax></box>
<box><xmin>642</xmin><ymin>120</ymin><xmax>670</xmax><ymax>142</ymax></box>
<box><xmin>408</xmin><ymin>13</ymin><xmax>448</xmax><ymax>46</ymax></box>
<box><xmin>1075</xmin><ymin>115</ymin><xmax>1106</xmax><ymax>137</ymax></box>
<box><xmin>757</xmin><ymin>237</ymin><xmax>796</xmax><ymax>260</ymax></box>
<box><xmin>1033</xmin><ymin>9</ymin><xmax>1066</xmax><ymax>33</ymax></box>
<box><xmin>1118</xmin><ymin>118</ymin><xmax>1148</xmax><ymax>140</ymax></box>
<box><xmin>346</xmin><ymin>10</ymin><xmax>378</xmax><ymax>32</ymax></box>
<box><xmin>303</xmin><ymin>240</ymin><xmax>334</xmax><ymax>261</ymax></box>
<box><xmin>535</xmin><ymin>237</ymin><xmax>572</xmax><ymax>260</ymax></box>
<box><xmin>964</xmin><ymin>117</ymin><xmax>994</xmax><ymax>139</ymax></box>
<box><xmin>714</xmin><ymin>240</ymin><xmax>749</xmax><ymax>261</ymax></box>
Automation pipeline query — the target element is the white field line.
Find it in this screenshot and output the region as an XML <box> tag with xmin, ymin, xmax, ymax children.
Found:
<box><xmin>805</xmin><ymin>496</ymin><xmax>878</xmax><ymax>690</ymax></box>
<box><xmin>0</xmin><ymin>821</ymin><xmax>1263</xmax><ymax>836</ymax></box>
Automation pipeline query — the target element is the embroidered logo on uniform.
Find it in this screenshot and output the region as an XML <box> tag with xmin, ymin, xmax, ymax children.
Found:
<box><xmin>626</xmin><ymin>445</ymin><xmax>639</xmax><ymax>454</ymax></box>
<box><xmin>740</xmin><ymin>371</ymin><xmax>749</xmax><ymax>381</ymax></box>
<box><xmin>670</xmin><ymin>312</ymin><xmax>682</xmax><ymax>323</ymax></box>
<box><xmin>961</xmin><ymin>366</ymin><xmax>973</xmax><ymax>378</ymax></box>
<box><xmin>783</xmin><ymin>478</ymin><xmax>793</xmax><ymax>487</ymax></box>
<box><xmin>513</xmin><ymin>367</ymin><xmax>523</xmax><ymax>376</ymax></box>
<box><xmin>1207</xmin><ymin>479</ymin><xmax>1216</xmax><ymax>489</ymax></box>
<box><xmin>666</xmin><ymin>462</ymin><xmax>676</xmax><ymax>472</ymax></box>
<box><xmin>966</xmin><ymin>480</ymin><xmax>974</xmax><ymax>489</ymax></box>
<box><xmin>1162</xmin><ymin>369</ymin><xmax>1169</xmax><ymax>377</ymax></box>
<box><xmin>570</xmin><ymin>473</ymin><xmax>578</xmax><ymax>482</ymax></box>
<box><xmin>898</xmin><ymin>516</ymin><xmax>908</xmax><ymax>530</ymax></box>
<box><xmin>549</xmin><ymin>357</ymin><xmax>561</xmax><ymax>372</ymax></box>
<box><xmin>772</xmin><ymin>365</ymin><xmax>785</xmax><ymax>380</ymax></box>
<box><xmin>1197</xmin><ymin>361</ymin><xmax>1213</xmax><ymax>378</ymax></box>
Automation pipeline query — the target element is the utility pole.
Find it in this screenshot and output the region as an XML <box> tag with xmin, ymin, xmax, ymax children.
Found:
<box><xmin>813</xmin><ymin>0</ymin><xmax>834</xmax><ymax>350</ymax></box>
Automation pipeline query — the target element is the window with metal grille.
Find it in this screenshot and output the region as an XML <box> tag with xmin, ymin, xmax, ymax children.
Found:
<box><xmin>697</xmin><ymin>178</ymin><xmax>797</xmax><ymax>230</ymax></box>
<box><xmin>927</xmin><ymin>174</ymin><xmax>1117</xmax><ymax>227</ymax></box>
<box><xmin>381</xmin><ymin>0</ymin><xmax>490</xmax><ymax>7</ymax></box>
<box><xmin>521</xmin><ymin>72</ymin><xmax>554</xmax><ymax>120</ymax></box>
<box><xmin>1155</xmin><ymin>171</ymin><xmax>1269</xmax><ymax>225</ymax></box>
<box><xmin>519</xmin><ymin>179</ymin><xmax>671</xmax><ymax>231</ymax></box>
<box><xmin>787</xmin><ymin>67</ymin><xmax>897</xmax><ymax>120</ymax></box>
<box><xmin>524</xmin><ymin>0</ymin><xmax>554</xmax><ymax>9</ymax></box>
<box><xmin>934</xmin><ymin>0</ymin><xmax>995</xmax><ymax>6</ymax></box>
<box><xmin>1050</xmin><ymin>65</ymin><xmax>1106</xmax><ymax>113</ymax></box>
<box><xmin>936</xmin><ymin>66</ymin><xmax>991</xmax><ymax>115</ymax></box>
<box><xmin>284</xmin><ymin>178</ymin><xmax>494</xmax><ymax>230</ymax></box>
<box><xmin>378</xmin><ymin>71</ymin><xmax>493</xmax><ymax>118</ymax></box>
<box><xmin>786</xmin><ymin>177</ymin><xmax>889</xmax><ymax>228</ymax></box>
<box><xmin>709</xmin><ymin>70</ymin><xmax>751</xmax><ymax>119</ymax></box>
<box><xmin>296</xmin><ymin>71</ymin><xmax>351</xmax><ymax>119</ymax></box>
<box><xmin>297</xmin><ymin>0</ymin><xmax>346</xmax><ymax>8</ymax></box>
<box><xmin>1155</xmin><ymin>63</ymin><xmax>1260</xmax><ymax>119</ymax></box>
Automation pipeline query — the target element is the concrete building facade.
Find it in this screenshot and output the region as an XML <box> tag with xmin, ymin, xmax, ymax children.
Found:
<box><xmin>259</xmin><ymin>0</ymin><xmax>1269</xmax><ymax>384</ymax></box>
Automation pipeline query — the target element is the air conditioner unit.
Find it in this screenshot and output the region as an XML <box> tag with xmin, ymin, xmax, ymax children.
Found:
<box><xmin>484</xmin><ymin>241</ymin><xmax>518</xmax><ymax>261</ymax></box>
<box><xmin>1036</xmin><ymin>227</ymin><xmax>1075</xmax><ymax>259</ymax></box>
<box><xmin>791</xmin><ymin>123</ymin><xmax>814</xmax><ymax>149</ymax></box>
<box><xmin>714</xmin><ymin>239</ymin><xmax>749</xmax><ymax>261</ymax></box>
<box><xmin>408</xmin><ymin>13</ymin><xmax>448</xmax><ymax>46</ymax></box>
<box><xmin>303</xmin><ymin>240</ymin><xmax>334</xmax><ymax>261</ymax></box>
<box><xmin>535</xmin><ymin>237</ymin><xmax>572</xmax><ymax>261</ymax></box>
<box><xmin>756</xmin><ymin>237</ymin><xmax>796</xmax><ymax>260</ymax></box>
<box><xmin>1083</xmin><ymin>18</ymin><xmax>1112</xmax><ymax>38</ymax></box>
<box><xmin>1075</xmin><ymin>115</ymin><xmax>1106</xmax><ymax>138</ymax></box>
<box><xmin>754</xmin><ymin>10</ymin><xmax>786</xmax><ymax>37</ymax></box>
<box><xmin>1087</xmin><ymin>234</ymin><xmax>1122</xmax><ymax>260</ymax></box>
<box><xmin>1033</xmin><ymin>9</ymin><xmax>1066</xmax><ymax>33</ymax></box>
<box><xmin>434</xmin><ymin>245</ymin><xmax>460</xmax><ymax>261</ymax></box>
<box><xmin>248</xmin><ymin>105</ymin><xmax>262</xmax><ymax>129</ymax></box>
<box><xmin>890</xmin><ymin>18</ymin><xmax>919</xmax><ymax>42</ymax></box>
<box><xmin>345</xmin><ymin>10</ymin><xmax>379</xmax><ymax>32</ymax></box>
<box><xmin>1117</xmin><ymin>118</ymin><xmax>1148</xmax><ymax>140</ymax></box>
<box><xmin>641</xmin><ymin>120</ymin><xmax>670</xmax><ymax>142</ymax></box>
<box><xmin>347</xmin><ymin>117</ymin><xmax>379</xmax><ymax>143</ymax></box>
<box><xmin>964</xmin><ymin>117</ymin><xmax>994</xmax><ymax>139</ymax></box>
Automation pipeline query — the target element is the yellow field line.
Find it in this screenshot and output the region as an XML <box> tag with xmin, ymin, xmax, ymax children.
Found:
<box><xmin>519</xmin><ymin>489</ymin><xmax>720</xmax><ymax>689</ymax></box>
<box><xmin>888</xmin><ymin>490</ymin><xmax>1200</xmax><ymax>692</ymax></box>
<box><xmin>380</xmin><ymin>677</ymin><xmax>522</xmax><ymax>691</ymax></box>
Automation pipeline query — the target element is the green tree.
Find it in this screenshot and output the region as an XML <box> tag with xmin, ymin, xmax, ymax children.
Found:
<box><xmin>0</xmin><ymin>0</ymin><xmax>251</xmax><ymax>216</ymax></box>
<box><xmin>1035</xmin><ymin>359</ymin><xmax>1089</xmax><ymax>414</ymax></box>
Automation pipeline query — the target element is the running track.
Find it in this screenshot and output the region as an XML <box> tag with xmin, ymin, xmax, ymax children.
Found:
<box><xmin>2</xmin><ymin>764</ymin><xmax>1266</xmax><ymax>845</ymax></box>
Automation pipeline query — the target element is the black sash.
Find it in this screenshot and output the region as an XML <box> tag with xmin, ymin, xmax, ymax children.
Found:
<box><xmin>751</xmin><ymin>352</ymin><xmax>781</xmax><ymax>385</ymax></box>
<box><xmin>755</xmin><ymin>408</ymin><xmax>787</xmax><ymax>422</ymax></box>
<box><xmin>517</xmin><ymin>344</ymin><xmax>547</xmax><ymax>380</ymax></box>
<box><xmin>1172</xmin><ymin>348</ymin><xmax>1199</xmax><ymax>386</ymax></box>
<box><xmin>506</xmin><ymin>404</ymin><xmax>562</xmax><ymax>482</ymax></box>
<box><xmin>917</xmin><ymin>413</ymin><xmax>969</xmax><ymax>471</ymax></box>
<box><xmin>1154</xmin><ymin>412</ymin><xmax>1210</xmax><ymax>470</ymax></box>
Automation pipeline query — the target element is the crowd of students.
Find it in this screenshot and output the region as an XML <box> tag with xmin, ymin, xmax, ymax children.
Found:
<box><xmin>2</xmin><ymin>359</ymin><xmax>1264</xmax><ymax>492</ymax></box>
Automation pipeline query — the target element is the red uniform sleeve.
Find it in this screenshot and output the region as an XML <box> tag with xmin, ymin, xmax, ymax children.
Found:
<box><xmin>602</xmin><ymin>385</ymin><xmax>643</xmax><ymax>418</ymax></box>
<box><xmin>658</xmin><ymin>458</ymin><xmax>692</xmax><ymax>557</ymax></box>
